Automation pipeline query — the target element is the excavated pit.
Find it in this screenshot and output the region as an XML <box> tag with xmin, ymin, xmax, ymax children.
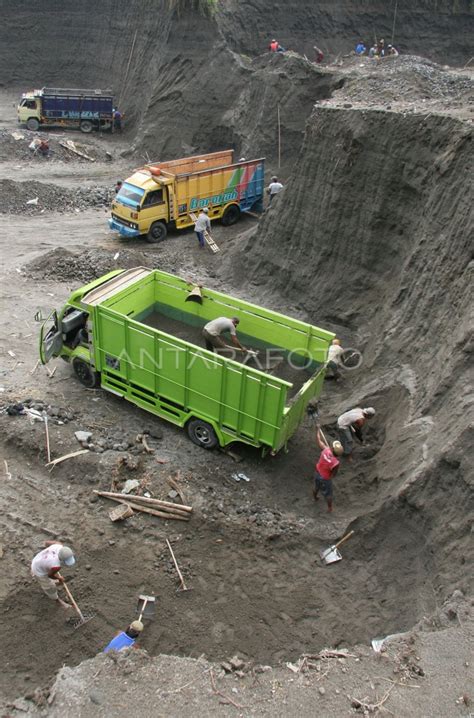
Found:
<box><xmin>0</xmin><ymin>0</ymin><xmax>473</xmax><ymax>711</ymax></box>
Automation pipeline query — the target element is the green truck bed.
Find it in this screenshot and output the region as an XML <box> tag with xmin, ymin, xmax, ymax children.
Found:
<box><xmin>40</xmin><ymin>268</ymin><xmax>333</xmax><ymax>453</ymax></box>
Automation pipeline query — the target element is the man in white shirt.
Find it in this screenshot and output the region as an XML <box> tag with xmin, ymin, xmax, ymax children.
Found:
<box><xmin>31</xmin><ymin>541</ymin><xmax>76</xmax><ymax>608</ymax></box>
<box><xmin>267</xmin><ymin>176</ymin><xmax>283</xmax><ymax>202</ymax></box>
<box><xmin>337</xmin><ymin>407</ymin><xmax>376</xmax><ymax>457</ymax></box>
<box><xmin>194</xmin><ymin>207</ymin><xmax>211</xmax><ymax>248</ymax></box>
<box><xmin>326</xmin><ymin>338</ymin><xmax>345</xmax><ymax>380</ymax></box>
<box><xmin>202</xmin><ymin>316</ymin><xmax>246</xmax><ymax>353</ymax></box>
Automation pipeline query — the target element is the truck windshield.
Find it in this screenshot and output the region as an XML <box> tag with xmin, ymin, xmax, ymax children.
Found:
<box><xmin>116</xmin><ymin>182</ymin><xmax>145</xmax><ymax>208</ymax></box>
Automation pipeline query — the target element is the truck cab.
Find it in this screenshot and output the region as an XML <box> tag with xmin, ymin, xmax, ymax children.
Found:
<box><xmin>18</xmin><ymin>93</ymin><xmax>41</xmax><ymax>130</ymax></box>
<box><xmin>110</xmin><ymin>173</ymin><xmax>170</xmax><ymax>242</ymax></box>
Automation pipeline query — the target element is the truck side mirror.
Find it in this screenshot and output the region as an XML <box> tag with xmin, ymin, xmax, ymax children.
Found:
<box><xmin>136</xmin><ymin>204</ymin><xmax>141</xmax><ymax>212</ymax></box>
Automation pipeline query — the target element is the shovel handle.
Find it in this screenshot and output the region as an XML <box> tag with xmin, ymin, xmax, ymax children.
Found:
<box><xmin>137</xmin><ymin>598</ymin><xmax>148</xmax><ymax>622</ymax></box>
<box><xmin>334</xmin><ymin>530</ymin><xmax>354</xmax><ymax>550</ymax></box>
<box><xmin>62</xmin><ymin>581</ymin><xmax>85</xmax><ymax>621</ymax></box>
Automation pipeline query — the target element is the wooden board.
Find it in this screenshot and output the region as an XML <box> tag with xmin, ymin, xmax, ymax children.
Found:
<box><xmin>189</xmin><ymin>212</ymin><xmax>220</xmax><ymax>253</ymax></box>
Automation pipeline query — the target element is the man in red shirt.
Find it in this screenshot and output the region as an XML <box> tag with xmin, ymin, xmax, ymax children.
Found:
<box><xmin>313</xmin><ymin>428</ymin><xmax>344</xmax><ymax>512</ymax></box>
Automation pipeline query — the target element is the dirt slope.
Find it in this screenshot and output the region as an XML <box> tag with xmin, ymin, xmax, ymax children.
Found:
<box><xmin>1</xmin><ymin>0</ymin><xmax>472</xmax><ymax>165</ymax></box>
<box><xmin>224</xmin><ymin>68</ymin><xmax>474</xmax><ymax>619</ymax></box>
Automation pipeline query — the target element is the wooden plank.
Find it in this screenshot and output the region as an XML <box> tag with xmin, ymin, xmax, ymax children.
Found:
<box><xmin>189</xmin><ymin>212</ymin><xmax>220</xmax><ymax>253</ymax></box>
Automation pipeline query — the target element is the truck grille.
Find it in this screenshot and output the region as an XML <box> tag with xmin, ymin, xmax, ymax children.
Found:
<box><xmin>112</xmin><ymin>214</ymin><xmax>138</xmax><ymax>230</ymax></box>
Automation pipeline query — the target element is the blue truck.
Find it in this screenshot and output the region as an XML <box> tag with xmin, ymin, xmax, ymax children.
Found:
<box><xmin>17</xmin><ymin>87</ymin><xmax>115</xmax><ymax>133</ymax></box>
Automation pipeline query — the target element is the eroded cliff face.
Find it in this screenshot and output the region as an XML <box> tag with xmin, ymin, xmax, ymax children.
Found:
<box><xmin>219</xmin><ymin>0</ymin><xmax>474</xmax><ymax>65</ymax></box>
<box><xmin>238</xmin><ymin>105</ymin><xmax>473</xmax><ymax>384</ymax></box>
<box><xmin>1</xmin><ymin>0</ymin><xmax>472</xmax><ymax>161</ymax></box>
<box><xmin>228</xmin><ymin>100</ymin><xmax>473</xmax><ymax>619</ymax></box>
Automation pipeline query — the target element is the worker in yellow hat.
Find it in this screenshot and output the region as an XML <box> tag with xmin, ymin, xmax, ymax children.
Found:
<box><xmin>103</xmin><ymin>620</ymin><xmax>144</xmax><ymax>653</ymax></box>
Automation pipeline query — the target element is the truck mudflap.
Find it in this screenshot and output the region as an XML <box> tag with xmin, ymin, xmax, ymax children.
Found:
<box><xmin>108</xmin><ymin>218</ymin><xmax>140</xmax><ymax>238</ymax></box>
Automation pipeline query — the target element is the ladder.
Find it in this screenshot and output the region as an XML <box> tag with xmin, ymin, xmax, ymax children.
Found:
<box><xmin>189</xmin><ymin>212</ymin><xmax>220</xmax><ymax>253</ymax></box>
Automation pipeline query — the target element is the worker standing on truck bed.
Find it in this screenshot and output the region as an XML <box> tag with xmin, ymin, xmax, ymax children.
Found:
<box><xmin>202</xmin><ymin>316</ymin><xmax>246</xmax><ymax>354</ymax></box>
<box><xmin>31</xmin><ymin>541</ymin><xmax>75</xmax><ymax>609</ymax></box>
<box><xmin>313</xmin><ymin>427</ymin><xmax>344</xmax><ymax>512</ymax></box>
<box><xmin>194</xmin><ymin>207</ymin><xmax>211</xmax><ymax>248</ymax></box>
<box><xmin>337</xmin><ymin>407</ymin><xmax>376</xmax><ymax>458</ymax></box>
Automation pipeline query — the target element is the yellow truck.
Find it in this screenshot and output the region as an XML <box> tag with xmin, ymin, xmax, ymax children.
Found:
<box><xmin>108</xmin><ymin>150</ymin><xmax>265</xmax><ymax>242</ymax></box>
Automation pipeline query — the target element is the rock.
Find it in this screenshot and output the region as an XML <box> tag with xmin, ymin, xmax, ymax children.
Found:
<box><xmin>89</xmin><ymin>690</ymin><xmax>103</xmax><ymax>705</ymax></box>
<box><xmin>85</xmin><ymin>564</ymin><xmax>92</xmax><ymax>570</ymax></box>
<box><xmin>122</xmin><ymin>479</ymin><xmax>140</xmax><ymax>494</ymax></box>
<box><xmin>145</xmin><ymin>427</ymin><xmax>163</xmax><ymax>440</ymax></box>
<box><xmin>89</xmin><ymin>495</ymin><xmax>98</xmax><ymax>503</ymax></box>
<box><xmin>168</xmin><ymin>490</ymin><xmax>178</xmax><ymax>499</ymax></box>
<box><xmin>75</xmin><ymin>430</ymin><xmax>92</xmax><ymax>444</ymax></box>
<box><xmin>254</xmin><ymin>665</ymin><xmax>272</xmax><ymax>674</ymax></box>
<box><xmin>229</xmin><ymin>655</ymin><xmax>245</xmax><ymax>671</ymax></box>
<box><xmin>318</xmin><ymin>686</ymin><xmax>326</xmax><ymax>695</ymax></box>
<box><xmin>221</xmin><ymin>661</ymin><xmax>233</xmax><ymax>673</ymax></box>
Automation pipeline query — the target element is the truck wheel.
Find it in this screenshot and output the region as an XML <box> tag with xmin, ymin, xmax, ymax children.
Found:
<box><xmin>73</xmin><ymin>358</ymin><xmax>99</xmax><ymax>388</ymax></box>
<box><xmin>26</xmin><ymin>118</ymin><xmax>40</xmax><ymax>131</ymax></box>
<box><xmin>221</xmin><ymin>204</ymin><xmax>241</xmax><ymax>226</ymax></box>
<box><xmin>80</xmin><ymin>120</ymin><xmax>94</xmax><ymax>133</ymax></box>
<box><xmin>186</xmin><ymin>418</ymin><xmax>218</xmax><ymax>449</ymax></box>
<box><xmin>146</xmin><ymin>222</ymin><xmax>167</xmax><ymax>243</ymax></box>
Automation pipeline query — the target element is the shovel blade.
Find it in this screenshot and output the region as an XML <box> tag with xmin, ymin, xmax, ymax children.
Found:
<box><xmin>320</xmin><ymin>547</ymin><xmax>342</xmax><ymax>564</ymax></box>
<box><xmin>137</xmin><ymin>595</ymin><xmax>156</xmax><ymax>618</ymax></box>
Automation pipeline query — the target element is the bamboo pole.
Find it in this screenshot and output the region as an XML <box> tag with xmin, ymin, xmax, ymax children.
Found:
<box><xmin>95</xmin><ymin>495</ymin><xmax>190</xmax><ymax>519</ymax></box>
<box><xmin>44</xmin><ymin>412</ymin><xmax>51</xmax><ymax>463</ymax></box>
<box><xmin>94</xmin><ymin>490</ymin><xmax>192</xmax><ymax>513</ymax></box>
<box><xmin>391</xmin><ymin>0</ymin><xmax>398</xmax><ymax>45</ymax></box>
<box><xmin>277</xmin><ymin>103</ymin><xmax>281</xmax><ymax>170</ymax></box>
<box><xmin>118</xmin><ymin>29</ymin><xmax>138</xmax><ymax>107</ymax></box>
<box><xmin>98</xmin><ymin>494</ymin><xmax>189</xmax><ymax>521</ymax></box>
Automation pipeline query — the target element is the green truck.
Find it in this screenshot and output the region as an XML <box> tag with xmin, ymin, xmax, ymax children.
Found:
<box><xmin>39</xmin><ymin>268</ymin><xmax>333</xmax><ymax>453</ymax></box>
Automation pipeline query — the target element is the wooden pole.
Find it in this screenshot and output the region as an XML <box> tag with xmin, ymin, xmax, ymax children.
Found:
<box><xmin>391</xmin><ymin>0</ymin><xmax>398</xmax><ymax>44</ymax></box>
<box><xmin>277</xmin><ymin>103</ymin><xmax>281</xmax><ymax>170</ymax></box>
<box><xmin>166</xmin><ymin>538</ymin><xmax>188</xmax><ymax>590</ymax></box>
<box><xmin>94</xmin><ymin>490</ymin><xmax>192</xmax><ymax>513</ymax></box>
<box><xmin>119</xmin><ymin>29</ymin><xmax>138</xmax><ymax>107</ymax></box>
<box><xmin>44</xmin><ymin>413</ymin><xmax>51</xmax><ymax>463</ymax></box>
<box><xmin>95</xmin><ymin>493</ymin><xmax>190</xmax><ymax>521</ymax></box>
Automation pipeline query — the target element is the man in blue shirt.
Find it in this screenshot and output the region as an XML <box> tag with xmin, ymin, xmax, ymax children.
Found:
<box><xmin>355</xmin><ymin>41</ymin><xmax>366</xmax><ymax>55</ymax></box>
<box><xmin>103</xmin><ymin>620</ymin><xmax>144</xmax><ymax>653</ymax></box>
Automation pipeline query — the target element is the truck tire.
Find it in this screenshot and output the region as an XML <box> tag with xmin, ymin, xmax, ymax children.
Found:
<box><xmin>26</xmin><ymin>118</ymin><xmax>40</xmax><ymax>131</ymax></box>
<box><xmin>80</xmin><ymin>120</ymin><xmax>94</xmax><ymax>133</ymax></box>
<box><xmin>146</xmin><ymin>222</ymin><xmax>167</xmax><ymax>243</ymax></box>
<box><xmin>221</xmin><ymin>204</ymin><xmax>241</xmax><ymax>226</ymax></box>
<box><xmin>186</xmin><ymin>418</ymin><xmax>218</xmax><ymax>449</ymax></box>
<box><xmin>73</xmin><ymin>358</ymin><xmax>99</xmax><ymax>388</ymax></box>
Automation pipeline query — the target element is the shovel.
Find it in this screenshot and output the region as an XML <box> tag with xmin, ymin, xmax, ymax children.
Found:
<box><xmin>320</xmin><ymin>530</ymin><xmax>354</xmax><ymax>565</ymax></box>
<box><xmin>62</xmin><ymin>581</ymin><xmax>95</xmax><ymax>629</ymax></box>
<box><xmin>137</xmin><ymin>594</ymin><xmax>156</xmax><ymax>621</ymax></box>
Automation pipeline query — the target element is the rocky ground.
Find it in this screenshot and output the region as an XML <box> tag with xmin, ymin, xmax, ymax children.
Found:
<box><xmin>0</xmin><ymin>19</ymin><xmax>473</xmax><ymax>718</ymax></box>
